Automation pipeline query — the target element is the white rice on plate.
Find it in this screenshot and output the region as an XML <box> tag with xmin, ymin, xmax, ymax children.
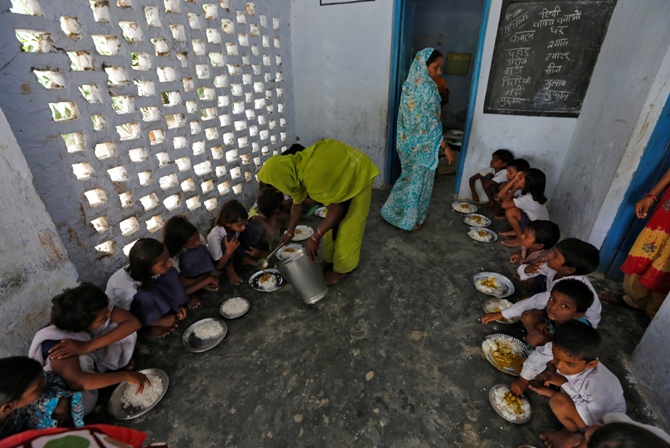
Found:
<box><xmin>258</xmin><ymin>273</ymin><xmax>278</xmax><ymax>290</ymax></box>
<box><xmin>476</xmin><ymin>276</ymin><xmax>505</xmax><ymax>295</ymax></box>
<box><xmin>221</xmin><ymin>297</ymin><xmax>249</xmax><ymax>316</ymax></box>
<box><xmin>491</xmin><ymin>386</ymin><xmax>531</xmax><ymax>422</ymax></box>
<box><xmin>468</xmin><ymin>228</ymin><xmax>493</xmax><ymax>242</ymax></box>
<box><xmin>193</xmin><ymin>320</ymin><xmax>224</xmax><ymax>340</ymax></box>
<box><xmin>121</xmin><ymin>373</ymin><xmax>164</xmax><ymax>409</ymax></box>
<box><xmin>484</xmin><ymin>298</ymin><xmax>513</xmax><ymax>313</ymax></box>
<box><xmin>456</xmin><ymin>203</ymin><xmax>476</xmax><ymax>213</ymax></box>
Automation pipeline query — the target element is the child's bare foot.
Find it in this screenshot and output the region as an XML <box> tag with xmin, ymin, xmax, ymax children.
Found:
<box><xmin>154</xmin><ymin>314</ymin><xmax>179</xmax><ymax>330</ymax></box>
<box><xmin>325</xmin><ymin>271</ymin><xmax>348</xmax><ymax>285</ymax></box>
<box><xmin>187</xmin><ymin>296</ymin><xmax>201</xmax><ymax>309</ymax></box>
<box><xmin>499</xmin><ymin>229</ymin><xmax>517</xmax><ymax>236</ymax></box>
<box><xmin>227</xmin><ymin>272</ymin><xmax>243</xmax><ymax>285</ymax></box>
<box><xmin>598</xmin><ymin>291</ymin><xmax>623</xmax><ymax>304</ymax></box>
<box><xmin>502</xmin><ymin>237</ymin><xmax>523</xmax><ymax>247</ymax></box>
<box><xmin>149</xmin><ymin>326</ymin><xmax>171</xmax><ymax>339</ymax></box>
<box><xmin>540</xmin><ymin>428</ymin><xmax>584</xmax><ymax>448</ymax></box>
<box><xmin>204</xmin><ymin>284</ymin><xmax>219</xmax><ymax>292</ymax></box>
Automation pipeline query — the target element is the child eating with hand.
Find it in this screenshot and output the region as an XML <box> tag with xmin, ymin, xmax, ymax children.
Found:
<box><xmin>510</xmin><ymin>321</ymin><xmax>626</xmax><ymax>448</ymax></box>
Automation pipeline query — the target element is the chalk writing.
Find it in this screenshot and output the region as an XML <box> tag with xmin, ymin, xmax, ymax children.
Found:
<box><xmin>539</xmin><ymin>6</ymin><xmax>561</xmax><ymax>19</ymax></box>
<box><xmin>547</xmin><ymin>37</ymin><xmax>569</xmax><ymax>48</ymax></box>
<box><xmin>545</xmin><ymin>52</ymin><xmax>571</xmax><ymax>61</ymax></box>
<box><xmin>544</xmin><ymin>79</ymin><xmax>567</xmax><ymax>88</ymax></box>
<box><xmin>510</xmin><ymin>30</ymin><xmax>536</xmax><ymax>43</ymax></box>
<box><xmin>557</xmin><ymin>10</ymin><xmax>582</xmax><ymax>23</ymax></box>
<box><xmin>544</xmin><ymin>63</ymin><xmax>563</xmax><ymax>74</ymax></box>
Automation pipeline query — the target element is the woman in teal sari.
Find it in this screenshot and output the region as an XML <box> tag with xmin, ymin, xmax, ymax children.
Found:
<box><xmin>381</xmin><ymin>48</ymin><xmax>454</xmax><ymax>231</ymax></box>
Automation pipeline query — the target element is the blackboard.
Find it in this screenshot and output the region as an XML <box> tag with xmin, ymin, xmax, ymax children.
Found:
<box><xmin>484</xmin><ymin>0</ymin><xmax>616</xmax><ymax>117</ymax></box>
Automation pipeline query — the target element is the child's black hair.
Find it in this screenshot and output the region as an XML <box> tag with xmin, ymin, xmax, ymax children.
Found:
<box><xmin>508</xmin><ymin>158</ymin><xmax>530</xmax><ymax>172</ymax></box>
<box><xmin>282</xmin><ymin>143</ymin><xmax>305</xmax><ymax>156</ymax></box>
<box><xmin>51</xmin><ymin>282</ymin><xmax>108</xmax><ymax>332</ymax></box>
<box><xmin>553</xmin><ymin>320</ymin><xmax>601</xmax><ymax>362</ymax></box>
<box><xmin>257</xmin><ymin>188</ymin><xmax>282</xmax><ymax>217</ymax></box>
<box><xmin>588</xmin><ymin>422</ymin><xmax>670</xmax><ymax>448</ymax></box>
<box><xmin>0</xmin><ymin>356</ymin><xmax>43</xmax><ymax>406</ymax></box>
<box><xmin>527</xmin><ymin>220</ymin><xmax>560</xmax><ymax>249</ymax></box>
<box><xmin>163</xmin><ymin>215</ymin><xmax>198</xmax><ymax>257</ymax></box>
<box><xmin>493</xmin><ymin>149</ymin><xmax>514</xmax><ymax>165</ymax></box>
<box><xmin>426</xmin><ymin>49</ymin><xmax>443</xmax><ymax>66</ymax></box>
<box><xmin>551</xmin><ymin>279</ymin><xmax>594</xmax><ymax>313</ymax></box>
<box><xmin>215</xmin><ymin>199</ymin><xmax>249</xmax><ymax>227</ymax></box>
<box><xmin>521</xmin><ymin>168</ymin><xmax>547</xmax><ymax>204</ymax></box>
<box><xmin>128</xmin><ymin>238</ymin><xmax>167</xmax><ymax>291</ymax></box>
<box><xmin>555</xmin><ymin>238</ymin><xmax>600</xmax><ymax>275</ymax></box>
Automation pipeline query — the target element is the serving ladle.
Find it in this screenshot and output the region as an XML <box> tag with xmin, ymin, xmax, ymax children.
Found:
<box><xmin>257</xmin><ymin>242</ymin><xmax>285</xmax><ymax>271</ymax></box>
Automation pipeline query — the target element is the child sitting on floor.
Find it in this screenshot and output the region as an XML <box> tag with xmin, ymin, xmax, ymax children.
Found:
<box><xmin>469</xmin><ymin>149</ymin><xmax>514</xmax><ymax>207</ymax></box>
<box><xmin>28</xmin><ymin>285</ymin><xmax>149</xmax><ymax>415</ymax></box>
<box><xmin>163</xmin><ymin>215</ymin><xmax>219</xmax><ymax>304</ymax></box>
<box><xmin>106</xmin><ymin>238</ymin><xmax>191</xmax><ymax>338</ymax></box>
<box><xmin>510</xmin><ymin>321</ymin><xmax>626</xmax><ymax>448</ymax></box>
<box><xmin>509</xmin><ymin>219</ymin><xmax>560</xmax><ymax>265</ymax></box>
<box><xmin>0</xmin><ymin>357</ymin><xmax>84</xmax><ymax>439</ymax></box>
<box><xmin>499</xmin><ymin>168</ymin><xmax>549</xmax><ymax>247</ymax></box>
<box><xmin>492</xmin><ymin>158</ymin><xmax>530</xmax><ymax>219</ymax></box>
<box><xmin>249</xmin><ymin>187</ymin><xmax>288</xmax><ymax>246</ymax></box>
<box><xmin>207</xmin><ymin>199</ymin><xmax>269</xmax><ymax>285</ymax></box>
<box><xmin>482</xmin><ymin>238</ymin><xmax>602</xmax><ymax>328</ymax></box>
<box><xmin>524</xmin><ymin>279</ymin><xmax>595</xmax><ymax>348</ymax></box>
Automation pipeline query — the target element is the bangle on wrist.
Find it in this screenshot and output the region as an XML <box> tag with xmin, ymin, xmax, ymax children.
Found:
<box><xmin>646</xmin><ymin>193</ymin><xmax>659</xmax><ymax>202</ymax></box>
<box><xmin>310</xmin><ymin>235</ymin><xmax>320</xmax><ymax>244</ymax></box>
<box><xmin>316</xmin><ymin>228</ymin><xmax>323</xmax><ymax>238</ymax></box>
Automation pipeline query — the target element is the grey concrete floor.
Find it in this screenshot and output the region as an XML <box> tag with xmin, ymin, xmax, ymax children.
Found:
<box><xmin>89</xmin><ymin>171</ymin><xmax>660</xmax><ymax>447</ymax></box>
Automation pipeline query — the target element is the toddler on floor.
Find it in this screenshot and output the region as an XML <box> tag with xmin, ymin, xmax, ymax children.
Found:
<box><xmin>499</xmin><ymin>168</ymin><xmax>549</xmax><ymax>247</ymax></box>
<box><xmin>249</xmin><ymin>187</ymin><xmax>288</xmax><ymax>247</ymax></box>
<box><xmin>469</xmin><ymin>149</ymin><xmax>514</xmax><ymax>207</ymax></box>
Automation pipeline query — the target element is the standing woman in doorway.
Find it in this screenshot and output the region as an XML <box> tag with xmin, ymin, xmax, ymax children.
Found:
<box><xmin>381</xmin><ymin>48</ymin><xmax>454</xmax><ymax>231</ymax></box>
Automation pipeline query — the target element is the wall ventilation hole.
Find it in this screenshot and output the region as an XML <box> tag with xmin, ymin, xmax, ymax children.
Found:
<box><xmin>116</xmin><ymin>122</ymin><xmax>141</xmax><ymax>141</ymax></box>
<box><xmin>218</xmin><ymin>181</ymin><xmax>231</xmax><ymax>195</ymax></box>
<box><xmin>230</xmin><ymin>166</ymin><xmax>241</xmax><ymax>179</ymax></box>
<box><xmin>91</xmin><ymin>114</ymin><xmax>106</xmax><ymax>131</ymax></box>
<box><xmin>273</xmin><ymin>37</ymin><xmax>280</xmax><ymax>49</ymax></box>
<box><xmin>245</xmin><ymin>92</ymin><xmax>253</xmax><ymax>103</ymax></box>
<box><xmin>152</xmin><ymin>38</ymin><xmax>170</xmax><ymax>56</ymax></box>
<box><xmin>177</xmin><ymin>52</ymin><xmax>188</xmax><ymax>68</ymax></box>
<box><xmin>176</xmin><ymin>156</ymin><xmax>191</xmax><ymax>172</ymax></box>
<box><xmin>10</xmin><ymin>0</ymin><xmax>43</xmax><ymax>16</ymax></box>
<box><xmin>211</xmin><ymin>146</ymin><xmax>223</xmax><ymax>160</ymax></box>
<box><xmin>205</xmin><ymin>127</ymin><xmax>218</xmax><ymax>140</ymax></box>
<box><xmin>67</xmin><ymin>51</ymin><xmax>94</xmax><ymax>71</ymax></box>
<box><xmin>204</xmin><ymin>197</ymin><xmax>217</xmax><ymax>211</ymax></box>
<box><xmin>201</xmin><ymin>179</ymin><xmax>214</xmax><ymax>193</ymax></box>
<box><xmin>159</xmin><ymin>173</ymin><xmax>179</xmax><ymax>190</ymax></box>
<box><xmin>259</xmin><ymin>130</ymin><xmax>268</xmax><ymax>141</ymax></box>
<box><xmin>251</xmin><ymin>142</ymin><xmax>259</xmax><ymax>153</ymax></box>
<box><xmin>129</xmin><ymin>148</ymin><xmax>148</xmax><ymax>163</ymax></box>
<box><xmin>272</xmin><ymin>17</ymin><xmax>280</xmax><ymax>31</ymax></box>
<box><xmin>60</xmin><ymin>17</ymin><xmax>81</xmax><ymax>40</ymax></box>
<box><xmin>259</xmin><ymin>15</ymin><xmax>267</xmax><ymax>27</ymax></box>
<box><xmin>170</xmin><ymin>25</ymin><xmax>186</xmax><ymax>42</ymax></box>
<box><xmin>146</xmin><ymin>215</ymin><xmax>164</xmax><ymax>233</ymax></box>
<box><xmin>138</xmin><ymin>171</ymin><xmax>152</xmax><ymax>186</ymax></box>
<box><xmin>92</xmin><ymin>35</ymin><xmax>120</xmax><ymax>56</ymax></box>
<box><xmin>140</xmin><ymin>193</ymin><xmax>160</xmax><ymax>210</ymax></box>
<box><xmin>270</xmin><ymin>134</ymin><xmax>277</xmax><ymax>144</ymax></box>
<box><xmin>238</xmin><ymin>136</ymin><xmax>248</xmax><ymax>148</ymax></box>
<box><xmin>232</xmin><ymin>184</ymin><xmax>242</xmax><ymax>195</ymax></box>
<box><xmin>90</xmin><ymin>0</ymin><xmax>110</xmax><ymax>22</ymax></box>
<box><xmin>49</xmin><ymin>101</ymin><xmax>78</xmax><ymax>121</ymax></box>
<box><xmin>253</xmin><ymin>156</ymin><xmax>261</xmax><ymax>168</ymax></box>
<box><xmin>33</xmin><ymin>70</ymin><xmax>65</xmax><ymax>89</ymax></box>
<box><xmin>186</xmin><ymin>100</ymin><xmax>198</xmax><ymax>113</ymax></box>
<box><xmin>261</xmin><ymin>145</ymin><xmax>269</xmax><ymax>155</ymax></box>
<box><xmin>240</xmin><ymin>154</ymin><xmax>251</xmax><ymax>165</ymax></box>
<box><xmin>134</xmin><ymin>80</ymin><xmax>155</xmax><ymax>97</ymax></box>
<box><xmin>219</xmin><ymin>114</ymin><xmax>231</xmax><ymax>127</ymax></box>
<box><xmin>118</xmin><ymin>0</ymin><xmax>132</xmax><ymax>8</ymax></box>
<box><xmin>194</xmin><ymin>161</ymin><xmax>212</xmax><ymax>176</ymax></box>
<box><xmin>108</xmin><ymin>166</ymin><xmax>129</xmax><ymax>182</ymax></box>
<box><xmin>246</xmin><ymin>3</ymin><xmax>255</xmax><ymax>16</ymax></box>
<box><xmin>141</xmin><ymin>107</ymin><xmax>161</xmax><ymax>122</ymax></box>
<box><xmin>72</xmin><ymin>162</ymin><xmax>94</xmax><ymax>180</ymax></box>
<box><xmin>280</xmin><ymin>118</ymin><xmax>286</xmax><ymax>127</ymax></box>
<box><xmin>280</xmin><ymin>132</ymin><xmax>287</xmax><ymax>142</ymax></box>
<box><xmin>276</xmin><ymin>55</ymin><xmax>282</xmax><ymax>66</ymax></box>
<box><xmin>201</xmin><ymin>107</ymin><xmax>217</xmax><ymax>121</ymax></box>
<box><xmin>264</xmin><ymin>72</ymin><xmax>271</xmax><ymax>83</ymax></box>
<box><xmin>192</xmin><ymin>39</ymin><xmax>205</xmax><ymax>55</ymax></box>
<box><xmin>227</xmin><ymin>64</ymin><xmax>240</xmax><ymax>76</ymax></box>
<box><xmin>233</xmin><ymin>120</ymin><xmax>247</xmax><ymax>131</ymax></box>
<box><xmin>120</xmin><ymin>217</ymin><xmax>140</xmax><ymax>236</ymax></box>
<box><xmin>238</xmin><ymin>33</ymin><xmax>249</xmax><ymax>47</ymax></box>
<box><xmin>257</xmin><ymin>115</ymin><xmax>266</xmax><ymax>125</ymax></box>
<box><xmin>254</xmin><ymin>98</ymin><xmax>265</xmax><ymax>110</ymax></box>
<box><xmin>157</xmin><ymin>66</ymin><xmax>176</xmax><ymax>82</ymax></box>
<box><xmin>232</xmin><ymin>101</ymin><xmax>244</xmax><ymax>114</ymax></box>
<box><xmin>94</xmin><ymin>142</ymin><xmax>116</xmax><ymax>160</ymax></box>
<box><xmin>164</xmin><ymin>0</ymin><xmax>180</xmax><ymax>13</ymax></box>
<box><xmin>186</xmin><ymin>196</ymin><xmax>201</xmax><ymax>211</ymax></box>
<box><xmin>215</xmin><ymin>165</ymin><xmax>227</xmax><ymax>177</ymax></box>
<box><xmin>122</xmin><ymin>240</ymin><xmax>138</xmax><ymax>257</ymax></box>
<box><xmin>95</xmin><ymin>241</ymin><xmax>115</xmax><ymax>256</ymax></box>
<box><xmin>105</xmin><ymin>66</ymin><xmax>129</xmax><ymax>86</ymax></box>
<box><xmin>262</xmin><ymin>36</ymin><xmax>269</xmax><ymax>48</ymax></box>
<box><xmin>245</xmin><ymin>109</ymin><xmax>255</xmax><ymax>120</ymax></box>
<box><xmin>244</xmin><ymin>170</ymin><xmax>252</xmax><ymax>182</ymax></box>
<box><xmin>145</xmin><ymin>7</ymin><xmax>161</xmax><ymax>27</ymax></box>
<box><xmin>119</xmin><ymin>21</ymin><xmax>143</xmax><ymax>42</ymax></box>
<box><xmin>161</xmin><ymin>91</ymin><xmax>182</xmax><ymax>106</ymax></box>
<box><xmin>196</xmin><ymin>64</ymin><xmax>210</xmax><ymax>79</ymax></box>
<box><xmin>188</xmin><ymin>13</ymin><xmax>201</xmax><ymax>29</ymax></box>
<box><xmin>166</xmin><ymin>113</ymin><xmax>186</xmax><ymax>129</ymax></box>
<box><xmin>252</xmin><ymin>64</ymin><xmax>261</xmax><ymax>75</ymax></box>
<box><xmin>119</xmin><ymin>191</ymin><xmax>134</xmax><ymax>208</ymax></box>
<box><xmin>225</xmin><ymin>149</ymin><xmax>238</xmax><ymax>162</ymax></box>
<box><xmin>190</xmin><ymin>121</ymin><xmax>202</xmax><ymax>135</ymax></box>
<box><xmin>225</xmin><ymin>42</ymin><xmax>238</xmax><ymax>56</ymax></box>
<box><xmin>249</xmin><ymin>125</ymin><xmax>258</xmax><ymax>137</ymax></box>
<box><xmin>192</xmin><ymin>140</ymin><xmax>206</xmax><ymax>155</ymax></box>
<box><xmin>214</xmin><ymin>75</ymin><xmax>228</xmax><ymax>88</ymax></box>
<box><xmin>84</xmin><ymin>188</ymin><xmax>107</xmax><ymax>207</ymax></box>
<box><xmin>61</xmin><ymin>132</ymin><xmax>86</xmax><ymax>153</ymax></box>
<box><xmin>203</xmin><ymin>4</ymin><xmax>218</xmax><ymax>19</ymax></box>
<box><xmin>206</xmin><ymin>28</ymin><xmax>221</xmax><ymax>44</ymax></box>
<box><xmin>16</xmin><ymin>29</ymin><xmax>51</xmax><ymax>52</ymax></box>
<box><xmin>79</xmin><ymin>84</ymin><xmax>102</xmax><ymax>102</ymax></box>
<box><xmin>183</xmin><ymin>78</ymin><xmax>195</xmax><ymax>92</ymax></box>
<box><xmin>253</xmin><ymin>81</ymin><xmax>264</xmax><ymax>93</ymax></box>
<box><xmin>156</xmin><ymin>152</ymin><xmax>171</xmax><ymax>167</ymax></box>
<box><xmin>251</xmin><ymin>44</ymin><xmax>259</xmax><ymax>56</ymax></box>
<box><xmin>276</xmin><ymin>87</ymin><xmax>284</xmax><ymax>98</ymax></box>
<box><xmin>269</xmin><ymin>119</ymin><xmax>276</xmax><ymax>130</ymax></box>
<box><xmin>181</xmin><ymin>178</ymin><xmax>196</xmax><ymax>192</ymax></box>
<box><xmin>164</xmin><ymin>194</ymin><xmax>182</xmax><ymax>211</ymax></box>
<box><xmin>209</xmin><ymin>52</ymin><xmax>224</xmax><ymax>67</ymax></box>
<box><xmin>266</xmin><ymin>104</ymin><xmax>273</xmax><ymax>113</ymax></box>
<box><xmin>91</xmin><ymin>216</ymin><xmax>110</xmax><ymax>233</ymax></box>
<box><xmin>149</xmin><ymin>129</ymin><xmax>167</xmax><ymax>145</ymax></box>
<box><xmin>174</xmin><ymin>135</ymin><xmax>188</xmax><ymax>149</ymax></box>
<box><xmin>236</xmin><ymin>11</ymin><xmax>246</xmax><ymax>25</ymax></box>
<box><xmin>221</xmin><ymin>18</ymin><xmax>234</xmax><ymax>34</ymax></box>
<box><xmin>262</xmin><ymin>55</ymin><xmax>270</xmax><ymax>67</ymax></box>
<box><xmin>218</xmin><ymin>95</ymin><xmax>230</xmax><ymax>107</ymax></box>
<box><xmin>111</xmin><ymin>95</ymin><xmax>134</xmax><ymax>114</ymax></box>
<box><xmin>223</xmin><ymin>132</ymin><xmax>234</xmax><ymax>146</ymax></box>
<box><xmin>278</xmin><ymin>103</ymin><xmax>284</xmax><ymax>113</ymax></box>
<box><xmin>250</xmin><ymin>24</ymin><xmax>259</xmax><ymax>37</ymax></box>
<box><xmin>231</xmin><ymin>83</ymin><xmax>243</xmax><ymax>96</ymax></box>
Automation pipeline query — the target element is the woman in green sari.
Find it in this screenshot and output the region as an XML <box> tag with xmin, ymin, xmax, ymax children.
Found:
<box><xmin>257</xmin><ymin>139</ymin><xmax>379</xmax><ymax>285</ymax></box>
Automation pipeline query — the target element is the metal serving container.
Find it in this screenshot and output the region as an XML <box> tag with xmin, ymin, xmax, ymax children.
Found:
<box><xmin>276</xmin><ymin>247</ymin><xmax>328</xmax><ymax>304</ymax></box>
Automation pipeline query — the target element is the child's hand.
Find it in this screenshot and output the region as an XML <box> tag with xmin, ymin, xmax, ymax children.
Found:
<box><xmin>176</xmin><ymin>307</ymin><xmax>187</xmax><ymax>320</ymax></box>
<box><xmin>528</xmin><ymin>383</ymin><xmax>556</xmax><ymax>398</ymax></box>
<box><xmin>514</xmin><ymin>171</ymin><xmax>525</xmax><ymax>183</ymax></box>
<box><xmin>245</xmin><ymin>246</ymin><xmax>261</xmax><ymax>258</ymax></box>
<box><xmin>204</xmin><ymin>275</ymin><xmax>219</xmax><ymax>291</ymax></box>
<box><xmin>224</xmin><ymin>236</ymin><xmax>240</xmax><ymax>255</ymax></box>
<box><xmin>472</xmin><ymin>192</ymin><xmax>480</xmax><ymax>203</ymax></box>
<box><xmin>126</xmin><ymin>371</ymin><xmax>151</xmax><ymax>394</ymax></box>
<box><xmin>543</xmin><ymin>372</ymin><xmax>568</xmax><ymax>387</ymax></box>
<box><xmin>509</xmin><ymin>252</ymin><xmax>522</xmax><ymax>263</ymax></box>
<box><xmin>524</xmin><ymin>261</ymin><xmax>543</xmax><ymax>275</ymax></box>
<box><xmin>481</xmin><ymin>312</ymin><xmax>503</xmax><ymax>325</ymax></box>
<box><xmin>510</xmin><ymin>378</ymin><xmax>529</xmax><ymax>396</ymax></box>
<box><xmin>48</xmin><ymin>339</ymin><xmax>90</xmax><ymax>359</ymax></box>
<box><xmin>279</xmin><ymin>232</ymin><xmax>294</xmax><ymax>246</ymax></box>
<box><xmin>537</xmin><ymin>322</ymin><xmax>552</xmax><ymax>336</ymax></box>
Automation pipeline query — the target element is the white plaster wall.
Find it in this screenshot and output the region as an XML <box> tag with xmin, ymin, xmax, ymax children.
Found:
<box><xmin>590</xmin><ymin>43</ymin><xmax>670</xmax><ymax>247</ymax></box>
<box><xmin>633</xmin><ymin>292</ymin><xmax>670</xmax><ymax>427</ymax></box>
<box><xmin>291</xmin><ymin>0</ymin><xmax>394</xmax><ymax>186</ymax></box>
<box><xmin>552</xmin><ymin>0</ymin><xmax>670</xmax><ymax>242</ymax></box>
<box><xmin>0</xmin><ymin>107</ymin><xmax>79</xmax><ymax>357</ymax></box>
<box><xmin>457</xmin><ymin>0</ymin><xmax>577</xmax><ymax>200</ymax></box>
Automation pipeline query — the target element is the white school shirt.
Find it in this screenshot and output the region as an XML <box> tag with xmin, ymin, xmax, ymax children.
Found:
<box><xmin>520</xmin><ymin>342</ymin><xmax>555</xmax><ymax>380</ymax></box>
<box><xmin>560</xmin><ymin>361</ymin><xmax>626</xmax><ymax>427</ymax></box>
<box><xmin>206</xmin><ymin>226</ymin><xmax>241</xmax><ymax>261</ymax></box>
<box><xmin>478</xmin><ymin>167</ymin><xmax>508</xmax><ymax>184</ymax></box>
<box><xmin>105</xmin><ymin>266</ymin><xmax>140</xmax><ymax>311</ymax></box>
<box><xmin>513</xmin><ymin>193</ymin><xmax>549</xmax><ymax>221</ymax></box>
<box><xmin>501</xmin><ymin>264</ymin><xmax>602</xmax><ymax>327</ymax></box>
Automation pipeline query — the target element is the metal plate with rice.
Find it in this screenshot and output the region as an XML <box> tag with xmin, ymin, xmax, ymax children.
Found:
<box><xmin>314</xmin><ymin>207</ymin><xmax>328</xmax><ymax>218</ymax></box>
<box><xmin>473</xmin><ymin>272</ymin><xmax>515</xmax><ymax>298</ymax></box>
<box><xmin>182</xmin><ymin>318</ymin><xmax>228</xmax><ymax>353</ymax></box>
<box><xmin>488</xmin><ymin>384</ymin><xmax>532</xmax><ymax>424</ymax></box>
<box><xmin>463</xmin><ymin>213</ymin><xmax>491</xmax><ymax>227</ymax></box>
<box><xmin>451</xmin><ymin>201</ymin><xmax>478</xmax><ymax>214</ymax></box>
<box><xmin>482</xmin><ymin>298</ymin><xmax>520</xmax><ymax>324</ymax></box>
<box><xmin>467</xmin><ymin>227</ymin><xmax>498</xmax><ymax>243</ymax></box>
<box><xmin>249</xmin><ymin>268</ymin><xmax>285</xmax><ymax>292</ymax></box>
<box><xmin>108</xmin><ymin>368</ymin><xmax>169</xmax><ymax>420</ymax></box>
<box><xmin>220</xmin><ymin>297</ymin><xmax>251</xmax><ymax>319</ymax></box>
<box><xmin>276</xmin><ymin>244</ymin><xmax>304</xmax><ymax>261</ymax></box>
<box><xmin>481</xmin><ymin>334</ymin><xmax>531</xmax><ymax>376</ymax></box>
<box><xmin>291</xmin><ymin>225</ymin><xmax>314</xmax><ymax>242</ymax></box>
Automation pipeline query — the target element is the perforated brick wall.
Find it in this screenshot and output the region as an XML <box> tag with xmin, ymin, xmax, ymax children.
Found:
<box><xmin>0</xmin><ymin>0</ymin><xmax>294</xmax><ymax>284</ymax></box>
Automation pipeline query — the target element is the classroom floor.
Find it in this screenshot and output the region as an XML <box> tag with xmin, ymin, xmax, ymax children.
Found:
<box><xmin>89</xmin><ymin>169</ymin><xmax>661</xmax><ymax>447</ymax></box>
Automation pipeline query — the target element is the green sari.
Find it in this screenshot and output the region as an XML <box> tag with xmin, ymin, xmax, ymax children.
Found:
<box><xmin>257</xmin><ymin>140</ymin><xmax>379</xmax><ymax>273</ymax></box>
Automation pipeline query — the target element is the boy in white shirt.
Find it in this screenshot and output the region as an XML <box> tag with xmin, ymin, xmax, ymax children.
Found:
<box><xmin>468</xmin><ymin>149</ymin><xmax>514</xmax><ymax>207</ymax></box>
<box><xmin>510</xmin><ymin>321</ymin><xmax>626</xmax><ymax>448</ymax></box>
